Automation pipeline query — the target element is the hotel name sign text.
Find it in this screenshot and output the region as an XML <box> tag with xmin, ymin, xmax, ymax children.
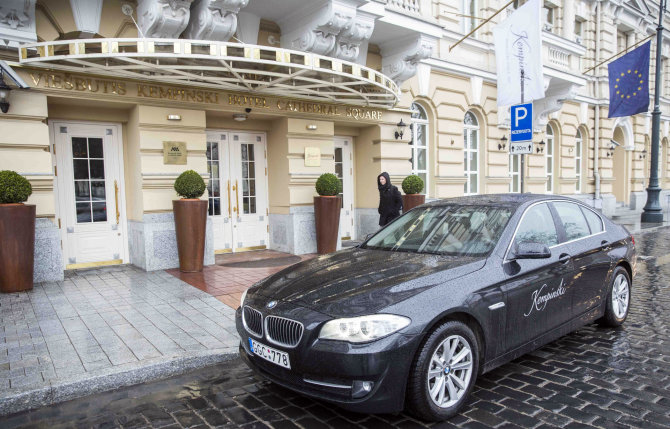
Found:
<box><xmin>26</xmin><ymin>71</ymin><xmax>384</xmax><ymax>121</ymax></box>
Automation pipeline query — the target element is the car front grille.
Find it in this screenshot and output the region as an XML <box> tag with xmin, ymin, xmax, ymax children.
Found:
<box><xmin>265</xmin><ymin>315</ymin><xmax>304</xmax><ymax>348</ymax></box>
<box><xmin>242</xmin><ymin>306</ymin><xmax>263</xmax><ymax>337</ymax></box>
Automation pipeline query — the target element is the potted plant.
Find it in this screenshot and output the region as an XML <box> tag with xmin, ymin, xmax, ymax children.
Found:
<box><xmin>314</xmin><ymin>173</ymin><xmax>342</xmax><ymax>254</ymax></box>
<box><xmin>173</xmin><ymin>170</ymin><xmax>207</xmax><ymax>272</ymax></box>
<box><xmin>0</xmin><ymin>170</ymin><xmax>35</xmax><ymax>293</ymax></box>
<box><xmin>402</xmin><ymin>174</ymin><xmax>425</xmax><ymax>212</ymax></box>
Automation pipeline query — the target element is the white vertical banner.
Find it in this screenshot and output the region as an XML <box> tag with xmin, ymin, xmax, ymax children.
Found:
<box><xmin>493</xmin><ymin>0</ymin><xmax>545</xmax><ymax>106</ymax></box>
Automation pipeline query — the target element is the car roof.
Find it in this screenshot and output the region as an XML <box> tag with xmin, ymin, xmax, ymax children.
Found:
<box><xmin>423</xmin><ymin>193</ymin><xmax>583</xmax><ymax>209</ymax></box>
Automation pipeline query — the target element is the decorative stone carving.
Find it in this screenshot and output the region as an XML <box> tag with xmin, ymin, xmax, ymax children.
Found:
<box><xmin>137</xmin><ymin>0</ymin><xmax>193</xmax><ymax>39</ymax></box>
<box><xmin>380</xmin><ymin>34</ymin><xmax>435</xmax><ymax>85</ymax></box>
<box><xmin>331</xmin><ymin>10</ymin><xmax>376</xmax><ymax>63</ymax></box>
<box><xmin>533</xmin><ymin>80</ymin><xmax>580</xmax><ymax>131</ymax></box>
<box><xmin>183</xmin><ymin>0</ymin><xmax>248</xmax><ymax>41</ymax></box>
<box><xmin>69</xmin><ymin>0</ymin><xmax>103</xmax><ymax>37</ymax></box>
<box><xmin>0</xmin><ymin>0</ymin><xmax>36</xmax><ymax>48</ymax></box>
<box><xmin>279</xmin><ymin>0</ymin><xmax>363</xmax><ymax>56</ymax></box>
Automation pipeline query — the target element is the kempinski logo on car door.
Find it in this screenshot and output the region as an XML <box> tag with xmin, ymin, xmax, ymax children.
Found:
<box><xmin>524</xmin><ymin>279</ymin><xmax>567</xmax><ymax>317</ymax></box>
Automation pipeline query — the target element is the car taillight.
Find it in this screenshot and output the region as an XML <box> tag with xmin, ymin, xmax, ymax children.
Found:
<box><xmin>630</xmin><ymin>235</ymin><xmax>635</xmax><ymax>246</ymax></box>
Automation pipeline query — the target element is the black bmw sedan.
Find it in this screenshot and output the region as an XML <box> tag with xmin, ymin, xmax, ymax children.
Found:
<box><xmin>235</xmin><ymin>194</ymin><xmax>636</xmax><ymax>421</ymax></box>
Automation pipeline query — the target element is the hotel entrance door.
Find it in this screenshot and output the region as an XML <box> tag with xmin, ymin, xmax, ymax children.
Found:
<box><xmin>206</xmin><ymin>131</ymin><xmax>269</xmax><ymax>253</ymax></box>
<box><xmin>52</xmin><ymin>122</ymin><xmax>127</xmax><ymax>269</ymax></box>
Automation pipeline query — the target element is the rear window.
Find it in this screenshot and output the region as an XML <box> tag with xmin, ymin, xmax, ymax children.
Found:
<box><xmin>581</xmin><ymin>206</ymin><xmax>604</xmax><ymax>234</ymax></box>
<box><xmin>553</xmin><ymin>202</ymin><xmax>590</xmax><ymax>241</ymax></box>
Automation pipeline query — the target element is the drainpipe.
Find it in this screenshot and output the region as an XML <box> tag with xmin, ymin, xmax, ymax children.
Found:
<box><xmin>593</xmin><ymin>2</ymin><xmax>600</xmax><ymax>202</ymax></box>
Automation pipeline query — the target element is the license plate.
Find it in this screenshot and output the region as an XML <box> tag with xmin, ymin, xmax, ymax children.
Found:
<box><xmin>249</xmin><ymin>338</ymin><xmax>291</xmax><ymax>369</ymax></box>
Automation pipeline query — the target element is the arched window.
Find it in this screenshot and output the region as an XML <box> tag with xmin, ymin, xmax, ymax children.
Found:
<box><xmin>509</xmin><ymin>153</ymin><xmax>520</xmax><ymax>193</ymax></box>
<box><xmin>462</xmin><ymin>0</ymin><xmax>477</xmax><ymax>34</ymax></box>
<box><xmin>546</xmin><ymin>124</ymin><xmax>554</xmax><ymax>193</ymax></box>
<box><xmin>575</xmin><ymin>129</ymin><xmax>583</xmax><ymax>193</ymax></box>
<box><xmin>464</xmin><ymin>111</ymin><xmax>479</xmax><ymax>195</ymax></box>
<box><xmin>410</xmin><ymin>102</ymin><xmax>428</xmax><ymax>194</ymax></box>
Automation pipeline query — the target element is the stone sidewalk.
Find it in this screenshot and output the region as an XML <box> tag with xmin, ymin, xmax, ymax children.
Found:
<box><xmin>0</xmin><ymin>265</ymin><xmax>239</xmax><ymax>415</ymax></box>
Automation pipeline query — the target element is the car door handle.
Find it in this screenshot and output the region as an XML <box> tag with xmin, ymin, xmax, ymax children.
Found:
<box><xmin>601</xmin><ymin>240</ymin><xmax>610</xmax><ymax>249</ymax></box>
<box><xmin>559</xmin><ymin>253</ymin><xmax>571</xmax><ymax>264</ymax></box>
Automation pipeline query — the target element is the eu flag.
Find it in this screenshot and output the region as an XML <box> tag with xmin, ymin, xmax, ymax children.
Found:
<box><xmin>608</xmin><ymin>41</ymin><xmax>650</xmax><ymax>118</ymax></box>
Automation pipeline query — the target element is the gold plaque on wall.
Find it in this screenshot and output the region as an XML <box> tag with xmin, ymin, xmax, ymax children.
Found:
<box><xmin>304</xmin><ymin>147</ymin><xmax>321</xmax><ymax>167</ymax></box>
<box><xmin>163</xmin><ymin>141</ymin><xmax>187</xmax><ymax>165</ymax></box>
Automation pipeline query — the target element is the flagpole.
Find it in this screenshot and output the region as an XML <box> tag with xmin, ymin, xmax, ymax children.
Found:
<box><xmin>641</xmin><ymin>0</ymin><xmax>666</xmax><ymax>223</ymax></box>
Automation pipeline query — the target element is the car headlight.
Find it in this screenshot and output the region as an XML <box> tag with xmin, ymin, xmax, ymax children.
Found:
<box><xmin>318</xmin><ymin>314</ymin><xmax>411</xmax><ymax>343</ymax></box>
<box><xmin>240</xmin><ymin>289</ymin><xmax>248</xmax><ymax>308</ymax></box>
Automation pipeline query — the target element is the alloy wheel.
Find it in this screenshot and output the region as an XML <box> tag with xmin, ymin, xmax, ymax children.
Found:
<box><xmin>612</xmin><ymin>273</ymin><xmax>630</xmax><ymax>319</ymax></box>
<box><xmin>426</xmin><ymin>334</ymin><xmax>473</xmax><ymax>408</ymax></box>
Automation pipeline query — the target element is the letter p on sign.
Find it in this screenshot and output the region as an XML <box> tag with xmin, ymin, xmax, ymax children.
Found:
<box><xmin>511</xmin><ymin>103</ymin><xmax>533</xmax><ymax>143</ymax></box>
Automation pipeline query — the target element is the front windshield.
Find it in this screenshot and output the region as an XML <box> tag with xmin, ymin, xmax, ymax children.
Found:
<box><xmin>363</xmin><ymin>205</ymin><xmax>512</xmax><ymax>256</ymax></box>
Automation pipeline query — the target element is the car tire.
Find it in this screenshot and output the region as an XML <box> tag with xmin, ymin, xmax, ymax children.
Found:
<box><xmin>600</xmin><ymin>266</ymin><xmax>631</xmax><ymax>327</ymax></box>
<box><xmin>406</xmin><ymin>320</ymin><xmax>479</xmax><ymax>421</ymax></box>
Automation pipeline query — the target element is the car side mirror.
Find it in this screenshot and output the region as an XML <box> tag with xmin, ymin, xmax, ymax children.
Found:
<box><xmin>513</xmin><ymin>242</ymin><xmax>551</xmax><ymax>259</ymax></box>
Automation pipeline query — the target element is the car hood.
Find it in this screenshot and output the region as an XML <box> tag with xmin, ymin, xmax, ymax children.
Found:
<box><xmin>250</xmin><ymin>248</ymin><xmax>486</xmax><ymax>317</ymax></box>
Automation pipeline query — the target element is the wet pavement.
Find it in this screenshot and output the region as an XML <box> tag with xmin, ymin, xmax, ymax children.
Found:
<box><xmin>1</xmin><ymin>229</ymin><xmax>670</xmax><ymax>428</ymax></box>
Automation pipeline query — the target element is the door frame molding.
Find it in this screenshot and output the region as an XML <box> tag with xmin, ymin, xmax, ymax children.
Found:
<box><xmin>205</xmin><ymin>129</ymin><xmax>270</xmax><ymax>253</ymax></box>
<box><xmin>49</xmin><ymin>120</ymin><xmax>129</xmax><ymax>269</ymax></box>
<box><xmin>334</xmin><ymin>135</ymin><xmax>355</xmax><ymax>240</ymax></box>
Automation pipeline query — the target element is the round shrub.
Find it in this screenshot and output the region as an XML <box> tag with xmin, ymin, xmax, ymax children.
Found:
<box><xmin>402</xmin><ymin>175</ymin><xmax>424</xmax><ymax>195</ymax></box>
<box><xmin>315</xmin><ymin>173</ymin><xmax>342</xmax><ymax>196</ymax></box>
<box><xmin>0</xmin><ymin>170</ymin><xmax>32</xmax><ymax>204</ymax></box>
<box><xmin>174</xmin><ymin>170</ymin><xmax>206</xmax><ymax>199</ymax></box>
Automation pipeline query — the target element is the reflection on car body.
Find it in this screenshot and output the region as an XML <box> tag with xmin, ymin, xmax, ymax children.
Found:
<box><xmin>235</xmin><ymin>194</ymin><xmax>635</xmax><ymax>421</ymax></box>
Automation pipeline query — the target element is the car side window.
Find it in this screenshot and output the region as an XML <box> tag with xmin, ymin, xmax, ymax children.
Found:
<box><xmin>553</xmin><ymin>202</ymin><xmax>590</xmax><ymax>241</ymax></box>
<box><xmin>514</xmin><ymin>203</ymin><xmax>558</xmax><ymax>247</ymax></box>
<box><xmin>581</xmin><ymin>206</ymin><xmax>604</xmax><ymax>234</ymax></box>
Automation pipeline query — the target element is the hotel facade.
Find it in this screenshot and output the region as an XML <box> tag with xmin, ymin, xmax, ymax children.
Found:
<box><xmin>1</xmin><ymin>0</ymin><xmax>669</xmax><ymax>282</ymax></box>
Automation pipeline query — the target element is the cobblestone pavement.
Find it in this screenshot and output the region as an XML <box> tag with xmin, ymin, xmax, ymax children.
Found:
<box><xmin>0</xmin><ymin>266</ymin><xmax>238</xmax><ymax>414</ymax></box>
<box><xmin>1</xmin><ymin>229</ymin><xmax>670</xmax><ymax>428</ymax></box>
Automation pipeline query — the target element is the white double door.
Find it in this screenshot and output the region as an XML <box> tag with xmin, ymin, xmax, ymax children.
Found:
<box><xmin>206</xmin><ymin>131</ymin><xmax>269</xmax><ymax>253</ymax></box>
<box><xmin>52</xmin><ymin>122</ymin><xmax>127</xmax><ymax>269</ymax></box>
<box><xmin>334</xmin><ymin>137</ymin><xmax>354</xmax><ymax>240</ymax></box>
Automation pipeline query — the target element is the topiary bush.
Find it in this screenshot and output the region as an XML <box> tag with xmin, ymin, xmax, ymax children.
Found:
<box><xmin>0</xmin><ymin>170</ymin><xmax>32</xmax><ymax>204</ymax></box>
<box><xmin>315</xmin><ymin>173</ymin><xmax>342</xmax><ymax>196</ymax></box>
<box><xmin>402</xmin><ymin>175</ymin><xmax>424</xmax><ymax>195</ymax></box>
<box><xmin>174</xmin><ymin>170</ymin><xmax>206</xmax><ymax>199</ymax></box>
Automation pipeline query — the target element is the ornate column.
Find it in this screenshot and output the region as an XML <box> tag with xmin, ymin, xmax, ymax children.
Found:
<box><xmin>183</xmin><ymin>0</ymin><xmax>249</xmax><ymax>41</ymax></box>
<box><xmin>69</xmin><ymin>0</ymin><xmax>103</xmax><ymax>37</ymax></box>
<box><xmin>0</xmin><ymin>0</ymin><xmax>36</xmax><ymax>48</ymax></box>
<box><xmin>380</xmin><ymin>34</ymin><xmax>435</xmax><ymax>86</ymax></box>
<box><xmin>137</xmin><ymin>0</ymin><xmax>193</xmax><ymax>38</ymax></box>
<box><xmin>279</xmin><ymin>0</ymin><xmax>363</xmax><ymax>56</ymax></box>
<box><xmin>331</xmin><ymin>9</ymin><xmax>377</xmax><ymax>63</ymax></box>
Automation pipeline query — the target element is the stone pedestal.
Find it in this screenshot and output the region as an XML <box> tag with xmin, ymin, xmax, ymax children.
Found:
<box><xmin>128</xmin><ymin>213</ymin><xmax>214</xmax><ymax>271</ymax></box>
<box><xmin>34</xmin><ymin>218</ymin><xmax>64</xmax><ymax>283</ymax></box>
<box><xmin>356</xmin><ymin>208</ymin><xmax>379</xmax><ymax>240</ymax></box>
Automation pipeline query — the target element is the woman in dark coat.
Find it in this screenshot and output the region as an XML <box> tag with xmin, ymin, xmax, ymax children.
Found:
<box><xmin>377</xmin><ymin>172</ymin><xmax>403</xmax><ymax>226</ymax></box>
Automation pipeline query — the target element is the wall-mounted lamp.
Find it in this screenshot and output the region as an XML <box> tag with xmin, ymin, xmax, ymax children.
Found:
<box><xmin>306</xmin><ymin>124</ymin><xmax>318</xmax><ymax>130</ymax></box>
<box><xmin>395</xmin><ymin>119</ymin><xmax>407</xmax><ymax>140</ymax></box>
<box><xmin>607</xmin><ymin>139</ymin><xmax>620</xmax><ymax>157</ymax></box>
<box><xmin>568</xmin><ymin>147</ymin><xmax>574</xmax><ymax>154</ymax></box>
<box><xmin>536</xmin><ymin>139</ymin><xmax>545</xmax><ymax>154</ymax></box>
<box><xmin>167</xmin><ymin>114</ymin><xmax>181</xmax><ymax>121</ymax></box>
<box><xmin>0</xmin><ymin>71</ymin><xmax>11</xmax><ymax>114</ymax></box>
<box><xmin>640</xmin><ymin>149</ymin><xmax>647</xmax><ymax>159</ymax></box>
<box><xmin>498</xmin><ymin>135</ymin><xmax>508</xmax><ymax>151</ymax></box>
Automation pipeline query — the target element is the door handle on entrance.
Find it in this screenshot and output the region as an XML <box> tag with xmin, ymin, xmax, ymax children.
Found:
<box><xmin>234</xmin><ymin>179</ymin><xmax>239</xmax><ymax>214</ymax></box>
<box><xmin>227</xmin><ymin>180</ymin><xmax>232</xmax><ymax>217</ymax></box>
<box><xmin>114</xmin><ymin>180</ymin><xmax>120</xmax><ymax>224</ymax></box>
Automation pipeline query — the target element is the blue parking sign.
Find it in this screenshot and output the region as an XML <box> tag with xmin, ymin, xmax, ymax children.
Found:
<box><xmin>511</xmin><ymin>103</ymin><xmax>533</xmax><ymax>142</ymax></box>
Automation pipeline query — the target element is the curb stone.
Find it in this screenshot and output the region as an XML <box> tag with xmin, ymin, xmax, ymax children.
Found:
<box><xmin>0</xmin><ymin>348</ymin><xmax>238</xmax><ymax>416</ymax></box>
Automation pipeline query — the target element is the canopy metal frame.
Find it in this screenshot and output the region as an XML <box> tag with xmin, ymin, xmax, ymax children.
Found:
<box><xmin>18</xmin><ymin>38</ymin><xmax>399</xmax><ymax>108</ymax></box>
